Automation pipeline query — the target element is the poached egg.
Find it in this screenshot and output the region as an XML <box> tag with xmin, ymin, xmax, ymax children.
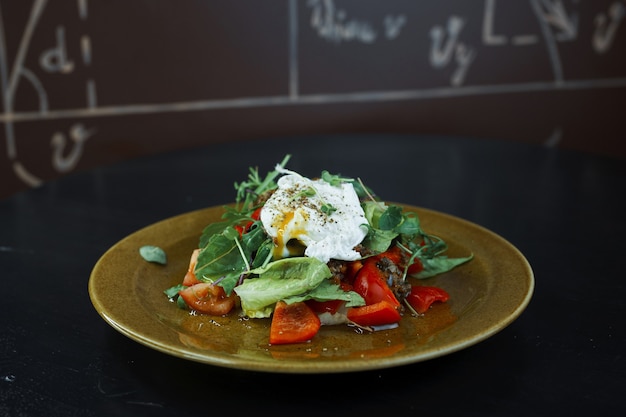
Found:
<box><xmin>260</xmin><ymin>167</ymin><xmax>369</xmax><ymax>264</ymax></box>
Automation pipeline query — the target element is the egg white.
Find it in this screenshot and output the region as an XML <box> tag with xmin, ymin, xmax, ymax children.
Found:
<box><xmin>260</xmin><ymin>168</ymin><xmax>369</xmax><ymax>263</ymax></box>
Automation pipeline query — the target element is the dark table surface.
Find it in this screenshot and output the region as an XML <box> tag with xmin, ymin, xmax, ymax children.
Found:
<box><xmin>1</xmin><ymin>134</ymin><xmax>625</xmax><ymax>417</ymax></box>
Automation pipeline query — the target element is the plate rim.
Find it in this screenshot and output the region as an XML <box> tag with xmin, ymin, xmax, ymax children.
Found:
<box><xmin>89</xmin><ymin>204</ymin><xmax>534</xmax><ymax>373</ymax></box>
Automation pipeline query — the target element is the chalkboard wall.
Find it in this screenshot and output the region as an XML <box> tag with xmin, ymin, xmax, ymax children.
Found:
<box><xmin>2</xmin><ymin>0</ymin><xmax>625</xmax><ymax>198</ymax></box>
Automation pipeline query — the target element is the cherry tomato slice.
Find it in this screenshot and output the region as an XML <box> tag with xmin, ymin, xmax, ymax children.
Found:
<box><xmin>182</xmin><ymin>249</ymin><xmax>201</xmax><ymax>286</ymax></box>
<box><xmin>352</xmin><ymin>261</ymin><xmax>400</xmax><ymax>307</ymax></box>
<box><xmin>178</xmin><ymin>283</ymin><xmax>236</xmax><ymax>316</ymax></box>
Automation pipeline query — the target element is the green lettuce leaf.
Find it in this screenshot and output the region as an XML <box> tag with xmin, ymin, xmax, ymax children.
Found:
<box><xmin>284</xmin><ymin>279</ymin><xmax>365</xmax><ymax>307</ymax></box>
<box><xmin>361</xmin><ymin>201</ymin><xmax>397</xmax><ymax>254</ymax></box>
<box><xmin>234</xmin><ymin>257</ymin><xmax>331</xmax><ymax>317</ymax></box>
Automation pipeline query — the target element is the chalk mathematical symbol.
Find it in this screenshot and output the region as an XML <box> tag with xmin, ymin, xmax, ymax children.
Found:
<box><xmin>451</xmin><ymin>43</ymin><xmax>476</xmax><ymax>87</ymax></box>
<box><xmin>308</xmin><ymin>0</ymin><xmax>377</xmax><ymax>43</ymax></box>
<box><xmin>429</xmin><ymin>15</ymin><xmax>475</xmax><ymax>86</ymax></box>
<box><xmin>383</xmin><ymin>15</ymin><xmax>407</xmax><ymax>40</ymax></box>
<box><xmin>483</xmin><ymin>0</ymin><xmax>539</xmax><ymax>46</ymax></box>
<box><xmin>308</xmin><ymin>0</ymin><xmax>406</xmax><ymax>43</ymax></box>
<box><xmin>39</xmin><ymin>26</ymin><xmax>74</xmax><ymax>73</ymax></box>
<box><xmin>536</xmin><ymin>0</ymin><xmax>578</xmax><ymax>41</ymax></box>
<box><xmin>78</xmin><ymin>0</ymin><xmax>96</xmax><ymax>108</ymax></box>
<box><xmin>483</xmin><ymin>0</ymin><xmax>507</xmax><ymax>45</ymax></box>
<box><xmin>1</xmin><ymin>0</ymin><xmax>98</xmax><ymax>188</ymax></box>
<box><xmin>593</xmin><ymin>1</ymin><xmax>625</xmax><ymax>53</ymax></box>
<box><xmin>430</xmin><ymin>16</ymin><xmax>464</xmax><ymax>67</ymax></box>
<box><xmin>51</xmin><ymin>123</ymin><xmax>96</xmax><ymax>173</ymax></box>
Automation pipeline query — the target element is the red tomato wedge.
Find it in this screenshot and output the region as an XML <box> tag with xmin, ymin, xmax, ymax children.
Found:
<box><xmin>352</xmin><ymin>261</ymin><xmax>401</xmax><ymax>307</ymax></box>
<box><xmin>235</xmin><ymin>207</ymin><xmax>262</xmax><ymax>236</ymax></box>
<box><xmin>373</xmin><ymin>245</ymin><xmax>404</xmax><ymax>265</ymax></box>
<box><xmin>270</xmin><ymin>301</ymin><xmax>321</xmax><ymax>345</ymax></box>
<box><xmin>343</xmin><ymin>259</ymin><xmax>363</xmax><ymax>284</ymax></box>
<box><xmin>182</xmin><ymin>249</ymin><xmax>201</xmax><ymax>286</ymax></box>
<box><xmin>306</xmin><ymin>299</ymin><xmax>344</xmax><ymax>315</ymax></box>
<box><xmin>407</xmin><ymin>258</ymin><xmax>424</xmax><ymax>275</ymax></box>
<box><xmin>406</xmin><ymin>286</ymin><xmax>450</xmax><ymax>314</ymax></box>
<box><xmin>178</xmin><ymin>283</ymin><xmax>236</xmax><ymax>316</ymax></box>
<box><xmin>346</xmin><ymin>300</ymin><xmax>401</xmax><ymax>327</ymax></box>
<box><xmin>306</xmin><ymin>281</ymin><xmax>353</xmax><ymax>315</ymax></box>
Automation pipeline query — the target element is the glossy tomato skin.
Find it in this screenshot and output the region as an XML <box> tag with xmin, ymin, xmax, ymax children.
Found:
<box><xmin>235</xmin><ymin>207</ymin><xmax>263</xmax><ymax>236</ymax></box>
<box><xmin>182</xmin><ymin>269</ymin><xmax>201</xmax><ymax>286</ymax></box>
<box><xmin>343</xmin><ymin>260</ymin><xmax>363</xmax><ymax>284</ymax></box>
<box><xmin>346</xmin><ymin>301</ymin><xmax>401</xmax><ymax>327</ymax></box>
<box><xmin>374</xmin><ymin>245</ymin><xmax>404</xmax><ymax>265</ymax></box>
<box><xmin>348</xmin><ymin>258</ymin><xmax>402</xmax><ymax>327</ymax></box>
<box><xmin>406</xmin><ymin>286</ymin><xmax>449</xmax><ymax>314</ymax></box>
<box><xmin>178</xmin><ymin>283</ymin><xmax>236</xmax><ymax>316</ymax></box>
<box><xmin>352</xmin><ymin>261</ymin><xmax>400</xmax><ymax>307</ymax></box>
<box><xmin>306</xmin><ymin>299</ymin><xmax>344</xmax><ymax>315</ymax></box>
<box><xmin>270</xmin><ymin>301</ymin><xmax>321</xmax><ymax>345</ymax></box>
<box><xmin>407</xmin><ymin>258</ymin><xmax>424</xmax><ymax>275</ymax></box>
<box><xmin>182</xmin><ymin>249</ymin><xmax>201</xmax><ymax>286</ymax></box>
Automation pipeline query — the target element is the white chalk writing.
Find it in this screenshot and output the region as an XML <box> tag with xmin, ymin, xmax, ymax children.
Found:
<box><xmin>593</xmin><ymin>2</ymin><xmax>625</xmax><ymax>53</ymax></box>
<box><xmin>0</xmin><ymin>0</ymin><xmax>624</xmax><ymax>190</ymax></box>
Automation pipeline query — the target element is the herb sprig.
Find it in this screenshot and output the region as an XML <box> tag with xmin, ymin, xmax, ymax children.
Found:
<box><xmin>235</xmin><ymin>154</ymin><xmax>291</xmax><ymax>212</ymax></box>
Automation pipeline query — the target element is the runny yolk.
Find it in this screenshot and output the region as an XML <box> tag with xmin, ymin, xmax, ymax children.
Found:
<box><xmin>273</xmin><ymin>211</ymin><xmax>307</xmax><ymax>259</ymax></box>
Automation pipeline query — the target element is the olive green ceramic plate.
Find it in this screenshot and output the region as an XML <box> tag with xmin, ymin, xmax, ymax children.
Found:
<box><xmin>89</xmin><ymin>204</ymin><xmax>533</xmax><ymax>373</ymax></box>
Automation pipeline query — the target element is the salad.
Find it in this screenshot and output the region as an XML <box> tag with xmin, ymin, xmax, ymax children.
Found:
<box><xmin>164</xmin><ymin>155</ymin><xmax>473</xmax><ymax>345</ymax></box>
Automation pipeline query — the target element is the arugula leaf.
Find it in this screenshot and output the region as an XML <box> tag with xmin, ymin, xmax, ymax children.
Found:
<box><xmin>139</xmin><ymin>245</ymin><xmax>167</xmax><ymax>265</ymax></box>
<box><xmin>198</xmin><ymin>206</ymin><xmax>256</xmax><ymax>248</ymax></box>
<box><xmin>194</xmin><ymin>231</ymin><xmax>247</xmax><ymax>283</ymax></box>
<box><xmin>361</xmin><ymin>201</ymin><xmax>472</xmax><ymax>281</ymax></box>
<box><xmin>241</xmin><ymin>222</ymin><xmax>267</xmax><ymax>253</ymax></box>
<box><xmin>163</xmin><ymin>284</ymin><xmax>189</xmax><ymax>309</ymax></box>
<box><xmin>361</xmin><ymin>201</ymin><xmax>398</xmax><ymax>253</ymax></box>
<box><xmin>361</xmin><ymin>227</ymin><xmax>397</xmax><ymax>254</ymax></box>
<box><xmin>412</xmin><ymin>254</ymin><xmax>474</xmax><ymax>279</ymax></box>
<box><xmin>251</xmin><ymin>240</ymin><xmax>274</xmax><ymax>269</ymax></box>
<box><xmin>378</xmin><ymin>205</ymin><xmax>403</xmax><ymax>230</ymax></box>
<box><xmin>163</xmin><ymin>284</ymin><xmax>186</xmax><ymax>299</ymax></box>
<box><xmin>396</xmin><ymin>211</ymin><xmax>421</xmax><ymax>237</ymax></box>
<box><xmin>198</xmin><ymin>220</ymin><xmax>232</xmax><ymax>249</ymax></box>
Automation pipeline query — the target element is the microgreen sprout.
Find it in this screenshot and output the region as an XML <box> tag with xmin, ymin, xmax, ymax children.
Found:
<box><xmin>321</xmin><ymin>203</ymin><xmax>337</xmax><ymax>215</ymax></box>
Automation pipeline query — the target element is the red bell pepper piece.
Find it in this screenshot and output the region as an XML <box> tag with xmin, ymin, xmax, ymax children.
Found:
<box><xmin>406</xmin><ymin>286</ymin><xmax>450</xmax><ymax>314</ymax></box>
<box><xmin>346</xmin><ymin>300</ymin><xmax>401</xmax><ymax>327</ymax></box>
<box><xmin>270</xmin><ymin>301</ymin><xmax>321</xmax><ymax>345</ymax></box>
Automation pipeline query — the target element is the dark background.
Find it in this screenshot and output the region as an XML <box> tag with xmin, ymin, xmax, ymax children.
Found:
<box><xmin>2</xmin><ymin>0</ymin><xmax>626</xmax><ymax>199</ymax></box>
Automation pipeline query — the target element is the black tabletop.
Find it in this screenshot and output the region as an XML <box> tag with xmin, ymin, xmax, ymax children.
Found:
<box><xmin>1</xmin><ymin>134</ymin><xmax>625</xmax><ymax>417</ymax></box>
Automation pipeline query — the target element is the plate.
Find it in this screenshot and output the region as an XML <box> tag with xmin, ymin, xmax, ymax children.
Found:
<box><xmin>88</xmin><ymin>204</ymin><xmax>533</xmax><ymax>373</ymax></box>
